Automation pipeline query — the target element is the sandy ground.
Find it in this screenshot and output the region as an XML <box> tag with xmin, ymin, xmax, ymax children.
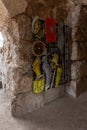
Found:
<box><xmin>0</xmin><ymin>88</ymin><xmax>87</xmax><ymax>130</ymax></box>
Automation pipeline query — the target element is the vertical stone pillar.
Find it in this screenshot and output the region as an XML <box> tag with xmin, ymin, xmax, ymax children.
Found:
<box><xmin>66</xmin><ymin>1</ymin><xmax>87</xmax><ymax>97</ymax></box>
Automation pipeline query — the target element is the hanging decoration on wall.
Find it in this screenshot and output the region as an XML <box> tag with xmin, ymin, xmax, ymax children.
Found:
<box><xmin>45</xmin><ymin>18</ymin><xmax>57</xmax><ymax>43</ymax></box>
<box><xmin>32</xmin><ymin>16</ymin><xmax>70</xmax><ymax>94</ymax></box>
<box><xmin>32</xmin><ymin>16</ymin><xmax>45</xmax><ymax>39</ymax></box>
<box><xmin>32</xmin><ymin>57</ymin><xmax>45</xmax><ymax>94</ymax></box>
<box><xmin>32</xmin><ymin>41</ymin><xmax>46</xmax><ymax>57</ymax></box>
<box><xmin>42</xmin><ymin>55</ymin><xmax>52</xmax><ymax>91</ymax></box>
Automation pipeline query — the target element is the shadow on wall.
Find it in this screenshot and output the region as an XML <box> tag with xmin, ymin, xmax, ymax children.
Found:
<box><xmin>0</xmin><ymin>31</ymin><xmax>4</xmax><ymax>89</ymax></box>
<box><xmin>0</xmin><ymin>82</ymin><xmax>2</xmax><ymax>88</ymax></box>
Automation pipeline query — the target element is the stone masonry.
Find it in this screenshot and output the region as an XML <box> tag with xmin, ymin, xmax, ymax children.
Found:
<box><xmin>0</xmin><ymin>0</ymin><xmax>87</xmax><ymax>117</ymax></box>
<box><xmin>0</xmin><ymin>0</ymin><xmax>66</xmax><ymax>117</ymax></box>
<box><xmin>66</xmin><ymin>0</ymin><xmax>87</xmax><ymax>97</ymax></box>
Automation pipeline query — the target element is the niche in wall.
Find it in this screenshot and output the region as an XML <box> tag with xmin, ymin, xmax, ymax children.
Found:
<box><xmin>32</xmin><ymin>17</ymin><xmax>71</xmax><ymax>94</ymax></box>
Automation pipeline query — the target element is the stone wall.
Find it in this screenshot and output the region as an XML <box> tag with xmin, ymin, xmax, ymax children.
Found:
<box><xmin>66</xmin><ymin>0</ymin><xmax>87</xmax><ymax>97</ymax></box>
<box><xmin>11</xmin><ymin>0</ymin><xmax>67</xmax><ymax>117</ymax></box>
<box><xmin>1</xmin><ymin>0</ymin><xmax>87</xmax><ymax>117</ymax></box>
<box><xmin>0</xmin><ymin>49</ymin><xmax>2</xmax><ymax>88</ymax></box>
<box><xmin>0</xmin><ymin>0</ymin><xmax>67</xmax><ymax>117</ymax></box>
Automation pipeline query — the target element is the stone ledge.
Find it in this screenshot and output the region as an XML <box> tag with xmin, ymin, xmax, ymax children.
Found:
<box><xmin>44</xmin><ymin>85</ymin><xmax>66</xmax><ymax>104</ymax></box>
<box><xmin>66</xmin><ymin>77</ymin><xmax>87</xmax><ymax>97</ymax></box>
<box><xmin>11</xmin><ymin>86</ymin><xmax>65</xmax><ymax>117</ymax></box>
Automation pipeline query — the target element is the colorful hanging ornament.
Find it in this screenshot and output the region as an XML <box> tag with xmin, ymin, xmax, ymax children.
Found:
<box><xmin>32</xmin><ymin>16</ymin><xmax>44</xmax><ymax>39</ymax></box>
<box><xmin>45</xmin><ymin>18</ymin><xmax>57</xmax><ymax>43</ymax></box>
<box><xmin>32</xmin><ymin>41</ymin><xmax>46</xmax><ymax>57</ymax></box>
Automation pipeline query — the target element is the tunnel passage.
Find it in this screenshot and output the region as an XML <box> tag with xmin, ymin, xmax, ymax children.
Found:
<box><xmin>0</xmin><ymin>0</ymin><xmax>87</xmax><ymax>118</ymax></box>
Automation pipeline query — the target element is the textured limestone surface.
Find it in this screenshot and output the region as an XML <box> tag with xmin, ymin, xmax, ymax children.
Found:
<box><xmin>11</xmin><ymin>86</ymin><xmax>65</xmax><ymax>117</ymax></box>
<box><xmin>0</xmin><ymin>0</ymin><xmax>9</xmax><ymax>26</ymax></box>
<box><xmin>67</xmin><ymin>1</ymin><xmax>87</xmax><ymax>97</ymax></box>
<box><xmin>0</xmin><ymin>0</ymin><xmax>67</xmax><ymax>117</ymax></box>
<box><xmin>27</xmin><ymin>0</ymin><xmax>67</xmax><ymax>21</ymax></box>
<box><xmin>1</xmin><ymin>0</ymin><xmax>28</xmax><ymax>17</ymax></box>
<box><xmin>0</xmin><ymin>0</ymin><xmax>87</xmax><ymax>117</ymax></box>
<box><xmin>66</xmin><ymin>77</ymin><xmax>87</xmax><ymax>97</ymax></box>
<box><xmin>71</xmin><ymin>60</ymin><xmax>87</xmax><ymax>80</ymax></box>
<box><xmin>75</xmin><ymin>5</ymin><xmax>87</xmax><ymax>42</ymax></box>
<box><xmin>1</xmin><ymin>89</ymin><xmax>87</xmax><ymax>130</ymax></box>
<box><xmin>71</xmin><ymin>42</ymin><xmax>87</xmax><ymax>60</ymax></box>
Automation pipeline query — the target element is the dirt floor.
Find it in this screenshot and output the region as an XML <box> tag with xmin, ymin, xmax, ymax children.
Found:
<box><xmin>0</xmin><ymin>88</ymin><xmax>87</xmax><ymax>130</ymax></box>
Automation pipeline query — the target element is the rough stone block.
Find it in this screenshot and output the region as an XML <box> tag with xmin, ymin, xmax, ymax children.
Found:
<box><xmin>9</xmin><ymin>64</ymin><xmax>33</xmax><ymax>94</ymax></box>
<box><xmin>1</xmin><ymin>0</ymin><xmax>28</xmax><ymax>17</ymax></box>
<box><xmin>0</xmin><ymin>0</ymin><xmax>9</xmax><ymax>26</ymax></box>
<box><xmin>11</xmin><ymin>92</ymin><xmax>44</xmax><ymax>117</ymax></box>
<box><xmin>71</xmin><ymin>42</ymin><xmax>87</xmax><ymax>60</ymax></box>
<box><xmin>75</xmin><ymin>5</ymin><xmax>87</xmax><ymax>42</ymax></box>
<box><xmin>76</xmin><ymin>77</ymin><xmax>87</xmax><ymax>96</ymax></box>
<box><xmin>66</xmin><ymin>81</ymin><xmax>77</xmax><ymax>97</ymax></box>
<box><xmin>44</xmin><ymin>86</ymin><xmax>66</xmax><ymax>104</ymax></box>
<box><xmin>79</xmin><ymin>0</ymin><xmax>87</xmax><ymax>5</ymax></box>
<box><xmin>29</xmin><ymin>0</ymin><xmax>66</xmax><ymax>21</ymax></box>
<box><xmin>66</xmin><ymin>77</ymin><xmax>87</xmax><ymax>97</ymax></box>
<box><xmin>71</xmin><ymin>60</ymin><xmax>87</xmax><ymax>80</ymax></box>
<box><xmin>11</xmin><ymin>85</ymin><xmax>65</xmax><ymax>117</ymax></box>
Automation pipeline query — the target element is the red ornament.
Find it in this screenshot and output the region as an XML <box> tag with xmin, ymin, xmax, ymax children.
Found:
<box><xmin>45</xmin><ymin>18</ymin><xmax>57</xmax><ymax>43</ymax></box>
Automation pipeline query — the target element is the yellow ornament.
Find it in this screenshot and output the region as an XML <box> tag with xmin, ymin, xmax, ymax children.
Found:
<box><xmin>33</xmin><ymin>58</ymin><xmax>41</xmax><ymax>77</ymax></box>
<box><xmin>55</xmin><ymin>67</ymin><xmax>62</xmax><ymax>88</ymax></box>
<box><xmin>34</xmin><ymin>20</ymin><xmax>41</xmax><ymax>34</ymax></box>
<box><xmin>33</xmin><ymin>77</ymin><xmax>45</xmax><ymax>94</ymax></box>
<box><xmin>51</xmin><ymin>54</ymin><xmax>59</xmax><ymax>69</ymax></box>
